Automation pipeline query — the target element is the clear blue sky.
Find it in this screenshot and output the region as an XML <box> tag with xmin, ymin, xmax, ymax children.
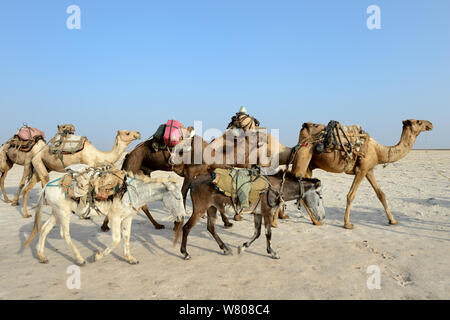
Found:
<box><xmin>1</xmin><ymin>0</ymin><xmax>448</xmax><ymax>150</ymax></box>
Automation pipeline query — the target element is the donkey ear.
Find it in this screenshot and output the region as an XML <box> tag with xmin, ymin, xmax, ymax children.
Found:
<box><xmin>315</xmin><ymin>180</ymin><xmax>322</xmax><ymax>188</ymax></box>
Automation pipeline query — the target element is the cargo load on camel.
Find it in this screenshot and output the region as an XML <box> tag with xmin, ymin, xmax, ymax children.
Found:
<box><xmin>4</xmin><ymin>124</ymin><xmax>46</xmax><ymax>152</ymax></box>
<box><xmin>48</xmin><ymin>124</ymin><xmax>87</xmax><ymax>155</ymax></box>
<box><xmin>150</xmin><ymin>120</ymin><xmax>194</xmax><ymax>151</ymax></box>
<box><xmin>298</xmin><ymin>120</ymin><xmax>371</xmax><ymax>173</ymax></box>
<box><xmin>211</xmin><ymin>167</ymin><xmax>269</xmax><ymax>212</ymax></box>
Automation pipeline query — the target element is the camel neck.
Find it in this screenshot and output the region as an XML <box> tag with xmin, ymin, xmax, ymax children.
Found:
<box><xmin>377</xmin><ymin>127</ymin><xmax>417</xmax><ymax>164</ymax></box>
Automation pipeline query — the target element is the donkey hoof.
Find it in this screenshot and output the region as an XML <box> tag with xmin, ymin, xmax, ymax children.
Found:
<box><xmin>155</xmin><ymin>224</ymin><xmax>165</xmax><ymax>230</ymax></box>
<box><xmin>223</xmin><ymin>248</ymin><xmax>233</xmax><ymax>256</ymax></box>
<box><xmin>344</xmin><ymin>223</ymin><xmax>354</xmax><ymax>230</ymax></box>
<box><xmin>271</xmin><ymin>253</ymin><xmax>280</xmax><ymax>260</ymax></box>
<box><xmin>100</xmin><ymin>225</ymin><xmax>110</xmax><ymax>232</ymax></box>
<box><xmin>224</xmin><ymin>223</ymin><xmax>233</xmax><ymax>229</ymax></box>
<box><xmin>183</xmin><ymin>253</ymin><xmax>191</xmax><ymax>260</ymax></box>
<box><xmin>237</xmin><ymin>246</ymin><xmax>245</xmax><ymax>254</ymax></box>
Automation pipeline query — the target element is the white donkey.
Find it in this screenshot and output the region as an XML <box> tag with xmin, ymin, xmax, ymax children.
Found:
<box><xmin>24</xmin><ymin>167</ymin><xmax>186</xmax><ymax>265</ymax></box>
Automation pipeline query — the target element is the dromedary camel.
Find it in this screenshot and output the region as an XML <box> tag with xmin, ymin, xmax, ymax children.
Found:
<box><xmin>100</xmin><ymin>125</ymin><xmax>297</xmax><ymax>231</ymax></box>
<box><xmin>20</xmin><ymin>130</ymin><xmax>141</xmax><ymax>218</ymax></box>
<box><xmin>290</xmin><ymin>119</ymin><xmax>433</xmax><ymax>229</ymax></box>
<box><xmin>0</xmin><ymin>139</ymin><xmax>48</xmax><ymax>204</ymax></box>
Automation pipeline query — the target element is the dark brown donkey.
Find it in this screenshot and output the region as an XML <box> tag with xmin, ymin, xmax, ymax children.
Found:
<box><xmin>177</xmin><ymin>172</ymin><xmax>325</xmax><ymax>260</ymax></box>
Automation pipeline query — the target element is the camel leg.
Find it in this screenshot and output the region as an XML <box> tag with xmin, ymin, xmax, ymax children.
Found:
<box><xmin>11</xmin><ymin>163</ymin><xmax>33</xmax><ymax>206</ymax></box>
<box><xmin>122</xmin><ymin>216</ymin><xmax>138</xmax><ymax>264</ymax></box>
<box><xmin>21</xmin><ymin>173</ymin><xmax>41</xmax><ymax>218</ymax></box>
<box><xmin>366</xmin><ymin>170</ymin><xmax>398</xmax><ymax>225</ymax></box>
<box><xmin>95</xmin><ymin>217</ymin><xmax>121</xmax><ymax>262</ymax></box>
<box><xmin>206</xmin><ymin>207</ymin><xmax>232</xmax><ymax>255</ymax></box>
<box><xmin>343</xmin><ymin>171</ymin><xmax>367</xmax><ymax>229</ymax></box>
<box><xmin>0</xmin><ymin>168</ymin><xmax>12</xmax><ymax>203</ymax></box>
<box><xmin>278</xmin><ymin>203</ymin><xmax>289</xmax><ymax>219</ymax></box>
<box><xmin>238</xmin><ymin>214</ymin><xmax>262</xmax><ymax>254</ymax></box>
<box><xmin>60</xmin><ymin>212</ymin><xmax>86</xmax><ymax>266</ymax></box>
<box><xmin>36</xmin><ymin>214</ymin><xmax>57</xmax><ymax>264</ymax></box>
<box><xmin>219</xmin><ymin>209</ymin><xmax>233</xmax><ymax>228</ymax></box>
<box><xmin>264</xmin><ymin>211</ymin><xmax>279</xmax><ymax>259</ymax></box>
<box><xmin>180</xmin><ymin>210</ymin><xmax>202</xmax><ymax>260</ymax></box>
<box><xmin>234</xmin><ymin>213</ymin><xmax>243</xmax><ymax>221</ymax></box>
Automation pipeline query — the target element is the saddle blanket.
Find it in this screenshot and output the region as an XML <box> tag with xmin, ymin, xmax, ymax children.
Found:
<box><xmin>49</xmin><ymin>134</ymin><xmax>87</xmax><ymax>154</ymax></box>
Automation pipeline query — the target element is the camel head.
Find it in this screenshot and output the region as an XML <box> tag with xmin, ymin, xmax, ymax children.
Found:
<box><xmin>117</xmin><ymin>130</ymin><xmax>142</xmax><ymax>144</ymax></box>
<box><xmin>402</xmin><ymin>119</ymin><xmax>433</xmax><ymax>137</ymax></box>
<box><xmin>299</xmin><ymin>122</ymin><xmax>326</xmax><ymax>143</ymax></box>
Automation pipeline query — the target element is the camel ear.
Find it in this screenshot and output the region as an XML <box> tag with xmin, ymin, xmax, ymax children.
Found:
<box><xmin>402</xmin><ymin>120</ymin><xmax>412</xmax><ymax>126</ymax></box>
<box><xmin>302</xmin><ymin>122</ymin><xmax>311</xmax><ymax>129</ymax></box>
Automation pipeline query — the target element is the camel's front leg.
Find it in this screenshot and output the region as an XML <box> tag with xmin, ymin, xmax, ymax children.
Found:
<box><xmin>21</xmin><ymin>173</ymin><xmax>41</xmax><ymax>218</ymax></box>
<box><xmin>0</xmin><ymin>169</ymin><xmax>12</xmax><ymax>203</ymax></box>
<box><xmin>122</xmin><ymin>216</ymin><xmax>138</xmax><ymax>264</ymax></box>
<box><xmin>95</xmin><ymin>217</ymin><xmax>121</xmax><ymax>262</ymax></box>
<box><xmin>366</xmin><ymin>170</ymin><xmax>398</xmax><ymax>225</ymax></box>
<box><xmin>11</xmin><ymin>163</ymin><xmax>32</xmax><ymax>206</ymax></box>
<box><xmin>343</xmin><ymin>171</ymin><xmax>366</xmax><ymax>229</ymax></box>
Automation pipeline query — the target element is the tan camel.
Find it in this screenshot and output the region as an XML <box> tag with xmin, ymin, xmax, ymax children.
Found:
<box><xmin>290</xmin><ymin>119</ymin><xmax>433</xmax><ymax>229</ymax></box>
<box><xmin>20</xmin><ymin>130</ymin><xmax>141</xmax><ymax>218</ymax></box>
<box><xmin>0</xmin><ymin>140</ymin><xmax>48</xmax><ymax>204</ymax></box>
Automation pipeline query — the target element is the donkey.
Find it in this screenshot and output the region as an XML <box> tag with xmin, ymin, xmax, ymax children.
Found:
<box><xmin>177</xmin><ymin>172</ymin><xmax>325</xmax><ymax>260</ymax></box>
<box><xmin>24</xmin><ymin>170</ymin><xmax>186</xmax><ymax>265</ymax></box>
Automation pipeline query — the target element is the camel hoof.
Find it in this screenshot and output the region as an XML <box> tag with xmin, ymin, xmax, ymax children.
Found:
<box><xmin>344</xmin><ymin>223</ymin><xmax>354</xmax><ymax>230</ymax></box>
<box><xmin>271</xmin><ymin>223</ymin><xmax>278</xmax><ymax>228</ymax></box>
<box><xmin>94</xmin><ymin>252</ymin><xmax>103</xmax><ymax>262</ymax></box>
<box><xmin>313</xmin><ymin>221</ymin><xmax>323</xmax><ymax>226</ymax></box>
<box><xmin>76</xmin><ymin>260</ymin><xmax>86</xmax><ymax>266</ymax></box>
<box><xmin>154</xmin><ymin>224</ymin><xmax>165</xmax><ymax>230</ymax></box>
<box><xmin>234</xmin><ymin>214</ymin><xmax>243</xmax><ymax>221</ymax></box>
<box><xmin>279</xmin><ymin>214</ymin><xmax>290</xmax><ymax>220</ymax></box>
<box><xmin>23</xmin><ymin>214</ymin><xmax>32</xmax><ymax>219</ymax></box>
<box><xmin>100</xmin><ymin>225</ymin><xmax>110</xmax><ymax>232</ymax></box>
<box><xmin>224</xmin><ymin>223</ymin><xmax>233</xmax><ymax>229</ymax></box>
<box><xmin>11</xmin><ymin>201</ymin><xmax>19</xmax><ymax>207</ymax></box>
<box><xmin>3</xmin><ymin>198</ymin><xmax>11</xmax><ymax>203</ymax></box>
<box><xmin>127</xmin><ymin>258</ymin><xmax>139</xmax><ymax>265</ymax></box>
<box><xmin>39</xmin><ymin>258</ymin><xmax>49</xmax><ymax>264</ymax></box>
<box><xmin>389</xmin><ymin>220</ymin><xmax>398</xmax><ymax>225</ymax></box>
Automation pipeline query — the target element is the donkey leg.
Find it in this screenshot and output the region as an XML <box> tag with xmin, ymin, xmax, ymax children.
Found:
<box><xmin>180</xmin><ymin>211</ymin><xmax>201</xmax><ymax>260</ymax></box>
<box><xmin>36</xmin><ymin>215</ymin><xmax>57</xmax><ymax>264</ymax></box>
<box><xmin>238</xmin><ymin>214</ymin><xmax>262</xmax><ymax>254</ymax></box>
<box><xmin>264</xmin><ymin>212</ymin><xmax>279</xmax><ymax>259</ymax></box>
<box><xmin>366</xmin><ymin>170</ymin><xmax>398</xmax><ymax>225</ymax></box>
<box><xmin>122</xmin><ymin>216</ymin><xmax>138</xmax><ymax>264</ymax></box>
<box><xmin>95</xmin><ymin>217</ymin><xmax>121</xmax><ymax>262</ymax></box>
<box><xmin>272</xmin><ymin>206</ymin><xmax>280</xmax><ymax>228</ymax></box>
<box><xmin>206</xmin><ymin>207</ymin><xmax>232</xmax><ymax>255</ymax></box>
<box><xmin>219</xmin><ymin>210</ymin><xmax>233</xmax><ymax>228</ymax></box>
<box><xmin>101</xmin><ymin>216</ymin><xmax>110</xmax><ymax>232</ymax></box>
<box><xmin>60</xmin><ymin>213</ymin><xmax>86</xmax><ymax>266</ymax></box>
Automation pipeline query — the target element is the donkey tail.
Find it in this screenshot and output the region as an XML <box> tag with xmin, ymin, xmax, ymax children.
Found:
<box><xmin>23</xmin><ymin>188</ymin><xmax>46</xmax><ymax>247</ymax></box>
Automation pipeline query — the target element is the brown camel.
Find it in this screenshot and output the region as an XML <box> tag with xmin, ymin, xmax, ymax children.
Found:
<box><xmin>20</xmin><ymin>130</ymin><xmax>141</xmax><ymax>218</ymax></box>
<box><xmin>100</xmin><ymin>125</ymin><xmax>295</xmax><ymax>231</ymax></box>
<box><xmin>290</xmin><ymin>119</ymin><xmax>433</xmax><ymax>229</ymax></box>
<box><xmin>0</xmin><ymin>139</ymin><xmax>47</xmax><ymax>204</ymax></box>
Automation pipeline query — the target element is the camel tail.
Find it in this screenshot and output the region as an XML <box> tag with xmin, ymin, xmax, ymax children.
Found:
<box><xmin>23</xmin><ymin>188</ymin><xmax>46</xmax><ymax>247</ymax></box>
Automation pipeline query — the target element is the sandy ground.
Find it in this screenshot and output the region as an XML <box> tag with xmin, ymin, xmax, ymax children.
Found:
<box><xmin>0</xmin><ymin>150</ymin><xmax>449</xmax><ymax>300</ymax></box>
